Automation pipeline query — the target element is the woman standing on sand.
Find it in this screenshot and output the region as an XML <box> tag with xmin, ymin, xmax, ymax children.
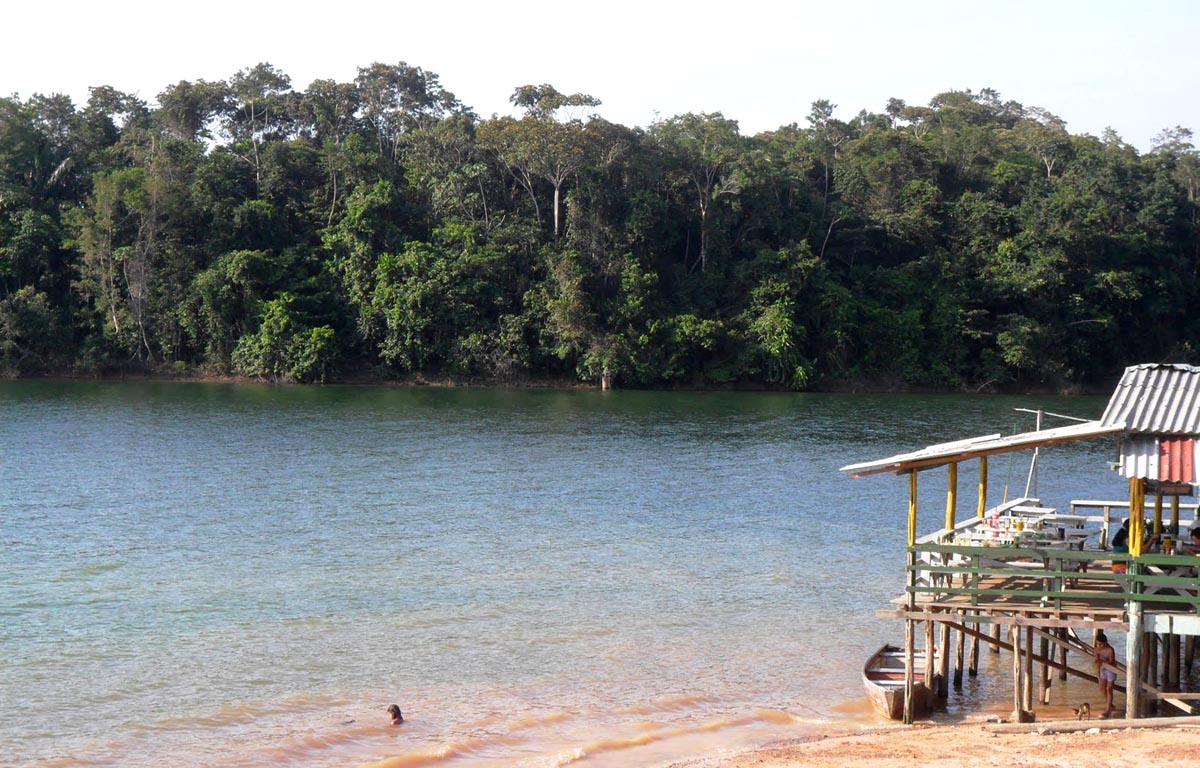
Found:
<box><xmin>1094</xmin><ymin>631</ymin><xmax>1117</xmax><ymax>718</ymax></box>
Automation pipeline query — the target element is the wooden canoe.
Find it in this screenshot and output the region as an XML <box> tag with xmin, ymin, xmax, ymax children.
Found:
<box><xmin>863</xmin><ymin>644</ymin><xmax>933</xmax><ymax>720</ymax></box>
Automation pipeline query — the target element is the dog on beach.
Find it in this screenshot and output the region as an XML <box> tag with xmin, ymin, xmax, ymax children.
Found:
<box><xmin>1076</xmin><ymin>702</ymin><xmax>1090</xmax><ymax>721</ymax></box>
<box><xmin>387</xmin><ymin>704</ymin><xmax>404</xmax><ymax>725</ymax></box>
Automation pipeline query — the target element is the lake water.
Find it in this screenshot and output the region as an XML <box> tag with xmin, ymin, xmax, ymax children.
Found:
<box><xmin>1</xmin><ymin>382</ymin><xmax>1128</xmax><ymax>767</ymax></box>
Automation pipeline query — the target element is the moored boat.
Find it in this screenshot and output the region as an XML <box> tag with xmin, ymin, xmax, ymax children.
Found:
<box><xmin>862</xmin><ymin>644</ymin><xmax>933</xmax><ymax>720</ymax></box>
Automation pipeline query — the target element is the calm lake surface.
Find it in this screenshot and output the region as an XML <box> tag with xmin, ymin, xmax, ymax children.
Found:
<box><xmin>2</xmin><ymin>382</ymin><xmax>1126</xmax><ymax>768</ymax></box>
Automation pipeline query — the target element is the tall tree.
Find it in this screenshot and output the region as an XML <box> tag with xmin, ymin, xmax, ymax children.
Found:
<box><xmin>649</xmin><ymin>112</ymin><xmax>745</xmax><ymax>272</ymax></box>
<box><xmin>479</xmin><ymin>85</ymin><xmax>603</xmax><ymax>239</ymax></box>
<box><xmin>354</xmin><ymin>62</ymin><xmax>461</xmax><ymax>164</ymax></box>
<box><xmin>221</xmin><ymin>63</ymin><xmax>294</xmax><ymax>193</ymax></box>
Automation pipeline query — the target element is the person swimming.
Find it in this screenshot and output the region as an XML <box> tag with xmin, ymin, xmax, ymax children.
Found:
<box><xmin>387</xmin><ymin>704</ymin><xmax>404</xmax><ymax>725</ymax></box>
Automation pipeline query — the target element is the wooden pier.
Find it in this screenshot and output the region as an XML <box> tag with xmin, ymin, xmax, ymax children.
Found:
<box><xmin>886</xmin><ymin>496</ymin><xmax>1200</xmax><ymax>723</ymax></box>
<box><xmin>842</xmin><ymin>364</ymin><xmax>1200</xmax><ymax>724</ymax></box>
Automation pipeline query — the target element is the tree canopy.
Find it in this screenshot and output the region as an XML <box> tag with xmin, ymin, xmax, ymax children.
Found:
<box><xmin>1</xmin><ymin>66</ymin><xmax>1197</xmax><ymax>391</ymax></box>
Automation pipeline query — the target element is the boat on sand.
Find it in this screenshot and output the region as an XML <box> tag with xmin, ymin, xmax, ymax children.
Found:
<box><xmin>862</xmin><ymin>644</ymin><xmax>934</xmax><ymax>720</ymax></box>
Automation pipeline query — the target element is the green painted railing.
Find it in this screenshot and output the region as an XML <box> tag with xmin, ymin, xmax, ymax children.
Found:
<box><xmin>907</xmin><ymin>544</ymin><xmax>1200</xmax><ymax>613</ymax></box>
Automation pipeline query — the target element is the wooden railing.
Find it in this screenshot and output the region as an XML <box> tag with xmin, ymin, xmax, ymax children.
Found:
<box><xmin>1069</xmin><ymin>499</ymin><xmax>1200</xmax><ymax>548</ymax></box>
<box><xmin>907</xmin><ymin>544</ymin><xmax>1200</xmax><ymax>614</ymax></box>
<box><xmin>1128</xmin><ymin>553</ymin><xmax>1200</xmax><ymax>607</ymax></box>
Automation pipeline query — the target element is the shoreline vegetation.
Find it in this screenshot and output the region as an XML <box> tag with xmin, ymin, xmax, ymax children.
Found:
<box><xmin>1</xmin><ymin>367</ymin><xmax>1118</xmax><ymax>395</ymax></box>
<box><xmin>2</xmin><ymin>64</ymin><xmax>1199</xmax><ymax>394</ymax></box>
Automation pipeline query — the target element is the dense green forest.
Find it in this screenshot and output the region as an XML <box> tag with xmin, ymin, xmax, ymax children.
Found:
<box><xmin>2</xmin><ymin>62</ymin><xmax>1198</xmax><ymax>390</ymax></box>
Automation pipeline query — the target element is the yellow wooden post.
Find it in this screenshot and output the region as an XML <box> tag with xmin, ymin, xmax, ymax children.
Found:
<box><xmin>1128</xmin><ymin>476</ymin><xmax>1137</xmax><ymax>557</ymax></box>
<box><xmin>977</xmin><ymin>456</ymin><xmax>988</xmax><ymax>518</ymax></box>
<box><xmin>945</xmin><ymin>462</ymin><xmax>958</xmax><ymax>531</ymax></box>
<box><xmin>908</xmin><ymin>470</ymin><xmax>918</xmax><ymax>546</ymax></box>
<box><xmin>1130</xmin><ymin>478</ymin><xmax>1144</xmax><ymax>558</ymax></box>
<box><xmin>1153</xmin><ymin>493</ymin><xmax>1163</xmax><ymax>534</ymax></box>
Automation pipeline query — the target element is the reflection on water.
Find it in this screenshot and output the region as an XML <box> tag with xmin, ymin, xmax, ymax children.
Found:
<box><xmin>0</xmin><ymin>382</ymin><xmax>1126</xmax><ymax>767</ymax></box>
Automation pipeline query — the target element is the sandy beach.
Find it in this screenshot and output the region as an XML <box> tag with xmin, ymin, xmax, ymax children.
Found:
<box><xmin>672</xmin><ymin>719</ymin><xmax>1200</xmax><ymax>768</ymax></box>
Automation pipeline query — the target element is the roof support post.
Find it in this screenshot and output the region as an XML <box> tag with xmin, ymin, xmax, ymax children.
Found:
<box><xmin>945</xmin><ymin>462</ymin><xmax>958</xmax><ymax>531</ymax></box>
<box><xmin>1130</xmin><ymin>477</ymin><xmax>1145</xmax><ymax>558</ymax></box>
<box><xmin>908</xmin><ymin>470</ymin><xmax>918</xmax><ymax>547</ymax></box>
<box><xmin>977</xmin><ymin>456</ymin><xmax>988</xmax><ymax>518</ymax></box>
<box><xmin>1153</xmin><ymin>493</ymin><xmax>1163</xmax><ymax>535</ymax></box>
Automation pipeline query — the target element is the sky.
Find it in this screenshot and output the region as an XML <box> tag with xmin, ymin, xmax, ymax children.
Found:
<box><xmin>3</xmin><ymin>0</ymin><xmax>1197</xmax><ymax>151</ymax></box>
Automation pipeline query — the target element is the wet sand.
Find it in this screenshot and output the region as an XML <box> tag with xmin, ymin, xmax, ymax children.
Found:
<box><xmin>669</xmin><ymin>717</ymin><xmax>1200</xmax><ymax>768</ymax></box>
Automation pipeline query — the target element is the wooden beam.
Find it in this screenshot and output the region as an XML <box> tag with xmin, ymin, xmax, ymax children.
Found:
<box><xmin>889</xmin><ymin>611</ymin><xmax>1128</xmax><ymax>631</ymax></box>
<box><xmin>985</xmin><ymin>714</ymin><xmax>1200</xmax><ymax>734</ymax></box>
<box><xmin>842</xmin><ymin>424</ymin><xmax>1123</xmax><ymax>478</ymax></box>
<box><xmin>1134</xmin><ymin>677</ymin><xmax>1197</xmax><ymax>715</ymax></box>
<box><xmin>945</xmin><ymin>619</ymin><xmax>1118</xmax><ymax>688</ymax></box>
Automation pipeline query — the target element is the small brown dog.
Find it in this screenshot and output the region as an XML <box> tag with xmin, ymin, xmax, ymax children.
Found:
<box><xmin>387</xmin><ymin>704</ymin><xmax>404</xmax><ymax>724</ymax></box>
<box><xmin>1076</xmin><ymin>702</ymin><xmax>1090</xmax><ymax>720</ymax></box>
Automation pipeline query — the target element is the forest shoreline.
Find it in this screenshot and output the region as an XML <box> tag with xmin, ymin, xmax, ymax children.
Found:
<box><xmin>1</xmin><ymin>368</ymin><xmax>1115</xmax><ymax>396</ymax></box>
<box><xmin>4</xmin><ymin>68</ymin><xmax>1197</xmax><ymax>394</ymax></box>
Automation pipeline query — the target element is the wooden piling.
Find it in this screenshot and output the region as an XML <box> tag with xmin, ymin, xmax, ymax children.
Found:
<box><xmin>938</xmin><ymin>622</ymin><xmax>951</xmax><ymax>698</ymax></box>
<box><xmin>1147</xmin><ymin>633</ymin><xmax>1159</xmax><ymax>715</ymax></box>
<box><xmin>925</xmin><ymin>620</ymin><xmax>937</xmax><ymax>697</ymax></box>
<box><xmin>903</xmin><ymin>535</ymin><xmax>918</xmax><ymax>725</ymax></box>
<box><xmin>903</xmin><ymin>617</ymin><xmax>916</xmax><ymax>725</ymax></box>
<box><xmin>1148</xmin><ymin>634</ymin><xmax>1159</xmax><ymax>687</ymax></box>
<box><xmin>1023</xmin><ymin>626</ymin><xmax>1035</xmax><ymax>712</ymax></box>
<box><xmin>1167</xmin><ymin>633</ymin><xmax>1180</xmax><ymax>691</ymax></box>
<box><xmin>1040</xmin><ymin>633</ymin><xmax>1052</xmax><ymax>705</ymax></box>
<box><xmin>1011</xmin><ymin>624</ymin><xmax>1022</xmax><ymax>720</ymax></box>
<box><xmin>1127</xmin><ymin>602</ymin><xmax>1143</xmax><ymax>719</ymax></box>
<box><xmin>966</xmin><ymin>609</ymin><xmax>980</xmax><ymax>675</ymax></box>
<box><xmin>954</xmin><ymin>623</ymin><xmax>966</xmax><ymax>688</ymax></box>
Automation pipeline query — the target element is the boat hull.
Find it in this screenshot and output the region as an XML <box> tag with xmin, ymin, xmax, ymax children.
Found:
<box><xmin>863</xmin><ymin>644</ymin><xmax>933</xmax><ymax>720</ymax></box>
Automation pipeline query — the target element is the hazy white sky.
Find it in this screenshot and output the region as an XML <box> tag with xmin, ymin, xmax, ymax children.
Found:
<box><xmin>3</xmin><ymin>0</ymin><xmax>1197</xmax><ymax>150</ymax></box>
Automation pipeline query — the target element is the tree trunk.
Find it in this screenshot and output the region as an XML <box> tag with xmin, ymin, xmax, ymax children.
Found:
<box><xmin>553</xmin><ymin>183</ymin><xmax>561</xmax><ymax>238</ymax></box>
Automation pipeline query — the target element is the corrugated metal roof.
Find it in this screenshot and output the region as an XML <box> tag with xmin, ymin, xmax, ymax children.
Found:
<box><xmin>1160</xmin><ymin>437</ymin><xmax>1197</xmax><ymax>482</ymax></box>
<box><xmin>1100</xmin><ymin>363</ymin><xmax>1200</xmax><ymax>435</ymax></box>
<box><xmin>1119</xmin><ymin>436</ymin><xmax>1159</xmax><ymax>481</ymax></box>
<box><xmin>840</xmin><ymin>420</ymin><xmax>1123</xmax><ymax>478</ymax></box>
<box><xmin>842</xmin><ymin>363</ymin><xmax>1199</xmax><ymax>480</ymax></box>
<box><xmin>1116</xmin><ymin>435</ymin><xmax>1198</xmax><ymax>481</ymax></box>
